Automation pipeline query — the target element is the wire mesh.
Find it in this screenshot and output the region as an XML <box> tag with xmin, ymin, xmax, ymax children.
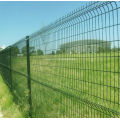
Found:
<box><xmin>0</xmin><ymin>1</ymin><xmax>120</xmax><ymax>118</ymax></box>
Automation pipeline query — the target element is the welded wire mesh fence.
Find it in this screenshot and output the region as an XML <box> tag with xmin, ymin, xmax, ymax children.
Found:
<box><xmin>0</xmin><ymin>1</ymin><xmax>120</xmax><ymax>118</ymax></box>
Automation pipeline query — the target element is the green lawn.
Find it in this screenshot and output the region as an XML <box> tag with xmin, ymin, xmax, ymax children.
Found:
<box><xmin>0</xmin><ymin>74</ymin><xmax>25</xmax><ymax>118</ymax></box>
<box><xmin>8</xmin><ymin>52</ymin><xmax>120</xmax><ymax>117</ymax></box>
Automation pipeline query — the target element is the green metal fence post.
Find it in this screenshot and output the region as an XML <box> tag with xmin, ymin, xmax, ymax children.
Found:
<box><xmin>26</xmin><ymin>36</ymin><xmax>32</xmax><ymax>118</ymax></box>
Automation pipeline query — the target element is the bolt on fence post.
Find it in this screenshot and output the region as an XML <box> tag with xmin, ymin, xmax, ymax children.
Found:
<box><xmin>26</xmin><ymin>36</ymin><xmax>32</xmax><ymax>118</ymax></box>
<box><xmin>9</xmin><ymin>46</ymin><xmax>12</xmax><ymax>90</ymax></box>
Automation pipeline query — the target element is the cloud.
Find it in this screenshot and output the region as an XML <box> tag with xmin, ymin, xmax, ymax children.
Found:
<box><xmin>1</xmin><ymin>45</ymin><xmax>6</xmax><ymax>49</ymax></box>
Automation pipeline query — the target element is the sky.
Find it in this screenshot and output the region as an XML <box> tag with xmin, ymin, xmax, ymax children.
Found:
<box><xmin>0</xmin><ymin>1</ymin><xmax>119</xmax><ymax>51</ymax></box>
<box><xmin>0</xmin><ymin>1</ymin><xmax>89</xmax><ymax>48</ymax></box>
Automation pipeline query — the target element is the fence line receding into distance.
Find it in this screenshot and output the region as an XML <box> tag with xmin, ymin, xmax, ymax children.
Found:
<box><xmin>0</xmin><ymin>1</ymin><xmax>120</xmax><ymax>118</ymax></box>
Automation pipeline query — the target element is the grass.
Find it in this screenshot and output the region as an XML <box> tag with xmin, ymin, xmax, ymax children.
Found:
<box><xmin>3</xmin><ymin>51</ymin><xmax>120</xmax><ymax>118</ymax></box>
<box><xmin>0</xmin><ymin>74</ymin><xmax>25</xmax><ymax>118</ymax></box>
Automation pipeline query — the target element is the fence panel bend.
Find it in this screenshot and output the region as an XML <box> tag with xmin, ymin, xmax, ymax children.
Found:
<box><xmin>0</xmin><ymin>1</ymin><xmax>120</xmax><ymax>118</ymax></box>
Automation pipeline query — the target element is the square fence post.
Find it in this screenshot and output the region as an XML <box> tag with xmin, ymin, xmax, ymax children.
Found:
<box><xmin>26</xmin><ymin>36</ymin><xmax>32</xmax><ymax>118</ymax></box>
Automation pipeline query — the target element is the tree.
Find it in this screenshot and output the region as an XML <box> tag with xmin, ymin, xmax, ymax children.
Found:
<box><xmin>56</xmin><ymin>50</ymin><xmax>62</xmax><ymax>54</ymax></box>
<box><xmin>29</xmin><ymin>46</ymin><xmax>35</xmax><ymax>53</ymax></box>
<box><xmin>29</xmin><ymin>46</ymin><xmax>36</xmax><ymax>56</ymax></box>
<box><xmin>11</xmin><ymin>46</ymin><xmax>20</xmax><ymax>57</ymax></box>
<box><xmin>30</xmin><ymin>50</ymin><xmax>36</xmax><ymax>56</ymax></box>
<box><xmin>112</xmin><ymin>46</ymin><xmax>118</xmax><ymax>52</ymax></box>
<box><xmin>52</xmin><ymin>51</ymin><xmax>55</xmax><ymax>55</ymax></box>
<box><xmin>37</xmin><ymin>49</ymin><xmax>43</xmax><ymax>55</ymax></box>
<box><xmin>118</xmin><ymin>47</ymin><xmax>120</xmax><ymax>51</ymax></box>
<box><xmin>0</xmin><ymin>48</ymin><xmax>2</xmax><ymax>51</ymax></box>
<box><xmin>105</xmin><ymin>47</ymin><xmax>111</xmax><ymax>53</ymax></box>
<box><xmin>21</xmin><ymin>46</ymin><xmax>27</xmax><ymax>56</ymax></box>
<box><xmin>71</xmin><ymin>50</ymin><xmax>75</xmax><ymax>54</ymax></box>
<box><xmin>97</xmin><ymin>47</ymin><xmax>105</xmax><ymax>53</ymax></box>
<box><xmin>21</xmin><ymin>46</ymin><xmax>36</xmax><ymax>56</ymax></box>
<box><xmin>62</xmin><ymin>48</ymin><xmax>66</xmax><ymax>54</ymax></box>
<box><xmin>56</xmin><ymin>49</ymin><xmax>66</xmax><ymax>54</ymax></box>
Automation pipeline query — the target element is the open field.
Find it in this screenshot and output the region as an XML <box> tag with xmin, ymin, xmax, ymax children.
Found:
<box><xmin>9</xmin><ymin>52</ymin><xmax>120</xmax><ymax>117</ymax></box>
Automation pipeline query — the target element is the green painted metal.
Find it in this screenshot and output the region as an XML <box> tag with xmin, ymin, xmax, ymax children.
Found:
<box><xmin>0</xmin><ymin>1</ymin><xmax>120</xmax><ymax>118</ymax></box>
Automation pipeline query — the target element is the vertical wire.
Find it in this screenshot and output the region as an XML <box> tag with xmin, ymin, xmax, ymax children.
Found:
<box><xmin>68</xmin><ymin>23</ymin><xmax>70</xmax><ymax>115</ymax></box>
<box><xmin>79</xmin><ymin>17</ymin><xmax>82</xmax><ymax>118</ymax></box>
<box><xmin>98</xmin><ymin>9</ymin><xmax>101</xmax><ymax>118</ymax></box>
<box><xmin>110</xmin><ymin>3</ymin><xmax>115</xmax><ymax>116</ymax></box>
<box><xmin>75</xmin><ymin>19</ymin><xmax>77</xmax><ymax>118</ymax></box>
<box><xmin>116</xmin><ymin>2</ymin><xmax>119</xmax><ymax>114</ymax></box>
<box><xmin>36</xmin><ymin>37</ymin><xmax>39</xmax><ymax>117</ymax></box>
<box><xmin>79</xmin><ymin>15</ymin><xmax>83</xmax><ymax>117</ymax></box>
<box><xmin>104</xmin><ymin>6</ymin><xmax>107</xmax><ymax>117</ymax></box>
<box><xmin>90</xmin><ymin>14</ymin><xmax>93</xmax><ymax>118</ymax></box>
<box><xmin>65</xmin><ymin>22</ymin><xmax>67</xmax><ymax>118</ymax></box>
<box><xmin>111</xmin><ymin>4</ymin><xmax>115</xmax><ymax>115</ymax></box>
<box><xmin>71</xmin><ymin>19</ymin><xmax>74</xmax><ymax>117</ymax></box>
<box><xmin>63</xmin><ymin>22</ymin><xmax>65</xmax><ymax>118</ymax></box>
<box><xmin>70</xmin><ymin>20</ymin><xmax>72</xmax><ymax>117</ymax></box>
<box><xmin>81</xmin><ymin>10</ymin><xmax>84</xmax><ymax>117</ymax></box>
<box><xmin>71</xmin><ymin>21</ymin><xmax>72</xmax><ymax>118</ymax></box>
<box><xmin>77</xmin><ymin>19</ymin><xmax>79</xmax><ymax>117</ymax></box>
<box><xmin>113</xmin><ymin>7</ymin><xmax>115</xmax><ymax>116</ymax></box>
<box><xmin>68</xmin><ymin>21</ymin><xmax>70</xmax><ymax>117</ymax></box>
<box><xmin>76</xmin><ymin>18</ymin><xmax>78</xmax><ymax>118</ymax></box>
<box><xmin>58</xmin><ymin>26</ymin><xmax>60</xmax><ymax>118</ymax></box>
<box><xmin>72</xmin><ymin>22</ymin><xmax>74</xmax><ymax>118</ymax></box>
<box><xmin>38</xmin><ymin>37</ymin><xmax>41</xmax><ymax>110</ymax></box>
<box><xmin>77</xmin><ymin>18</ymin><xmax>79</xmax><ymax>118</ymax></box>
<box><xmin>73</xmin><ymin>19</ymin><xmax>75</xmax><ymax>117</ymax></box>
<box><xmin>58</xmin><ymin>27</ymin><xmax>61</xmax><ymax>118</ymax></box>
<box><xmin>114</xmin><ymin>3</ymin><xmax>119</xmax><ymax>116</ymax></box>
<box><xmin>35</xmin><ymin>38</ymin><xmax>37</xmax><ymax>84</ymax></box>
<box><xmin>101</xmin><ymin>8</ymin><xmax>104</xmax><ymax>118</ymax></box>
<box><xmin>94</xmin><ymin>11</ymin><xmax>97</xmax><ymax>118</ymax></box>
<box><xmin>73</xmin><ymin>18</ymin><xmax>75</xmax><ymax>118</ymax></box>
<box><xmin>99</xmin><ymin>9</ymin><xmax>102</xmax><ymax>118</ymax></box>
<box><xmin>65</xmin><ymin>23</ymin><xmax>67</xmax><ymax>118</ymax></box>
<box><xmin>62</xmin><ymin>24</ymin><xmax>64</xmax><ymax>118</ymax></box>
<box><xmin>72</xmin><ymin>19</ymin><xmax>75</xmax><ymax>116</ymax></box>
<box><xmin>89</xmin><ymin>11</ymin><xmax>92</xmax><ymax>117</ymax></box>
<box><xmin>62</xmin><ymin>23</ymin><xmax>64</xmax><ymax>91</ymax></box>
<box><xmin>107</xmin><ymin>4</ymin><xmax>112</xmax><ymax>118</ymax></box>
<box><xmin>103</xmin><ymin>7</ymin><xmax>107</xmax><ymax>115</ymax></box>
<box><xmin>92</xmin><ymin>11</ymin><xmax>95</xmax><ymax>118</ymax></box>
<box><xmin>86</xmin><ymin>11</ymin><xmax>89</xmax><ymax>118</ymax></box>
<box><xmin>84</xmin><ymin>14</ymin><xmax>87</xmax><ymax>117</ymax></box>
<box><xmin>60</xmin><ymin>22</ymin><xmax>62</xmax><ymax>117</ymax></box>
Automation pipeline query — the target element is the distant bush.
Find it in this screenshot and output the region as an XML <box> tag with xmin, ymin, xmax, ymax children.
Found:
<box><xmin>97</xmin><ymin>46</ymin><xmax>111</xmax><ymax>54</ymax></box>
<box><xmin>52</xmin><ymin>51</ymin><xmax>55</xmax><ymax>55</ymax></box>
<box><xmin>89</xmin><ymin>52</ymin><xmax>92</xmax><ymax>54</ymax></box>
<box><xmin>80</xmin><ymin>52</ymin><xmax>85</xmax><ymax>54</ymax></box>
<box><xmin>56</xmin><ymin>50</ymin><xmax>62</xmax><ymax>55</ymax></box>
<box><xmin>71</xmin><ymin>50</ymin><xmax>76</xmax><ymax>54</ymax></box>
<box><xmin>37</xmin><ymin>49</ymin><xmax>43</xmax><ymax>55</ymax></box>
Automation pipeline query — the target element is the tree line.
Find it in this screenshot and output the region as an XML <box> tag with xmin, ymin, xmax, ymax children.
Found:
<box><xmin>10</xmin><ymin>45</ymin><xmax>120</xmax><ymax>57</ymax></box>
<box><xmin>10</xmin><ymin>46</ymin><xmax>43</xmax><ymax>57</ymax></box>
